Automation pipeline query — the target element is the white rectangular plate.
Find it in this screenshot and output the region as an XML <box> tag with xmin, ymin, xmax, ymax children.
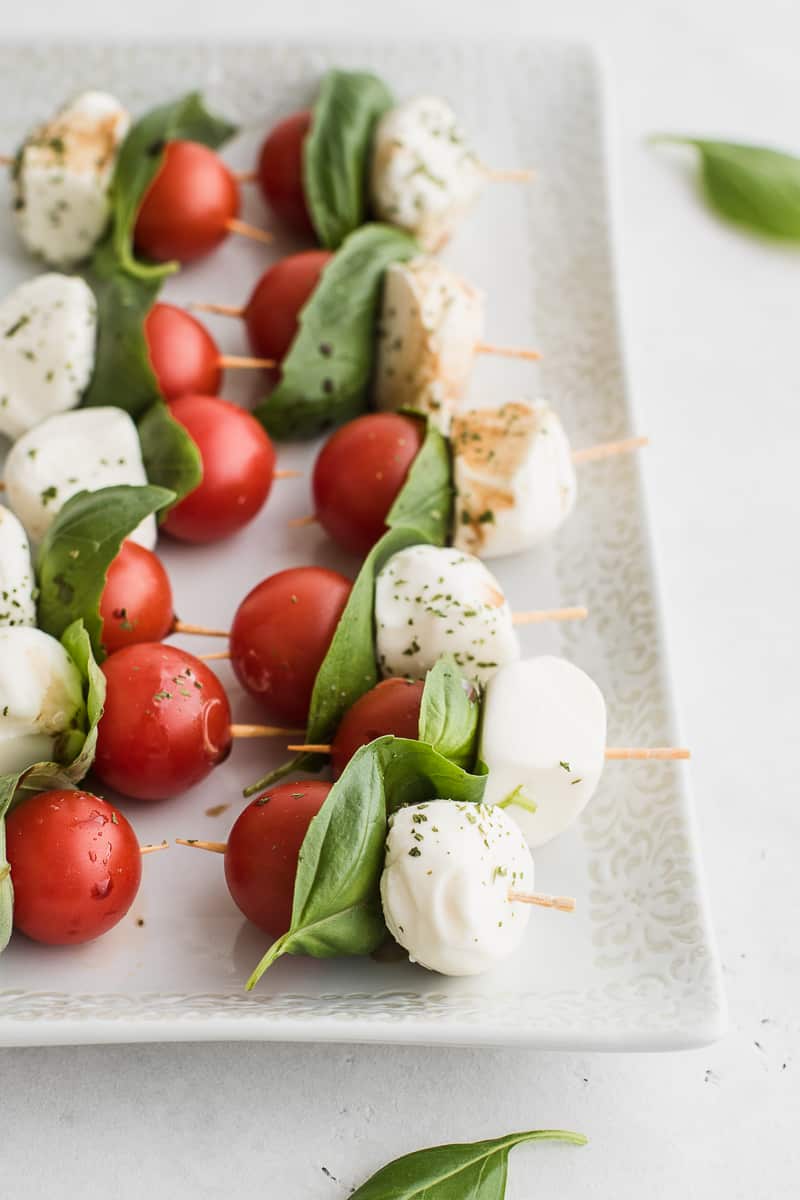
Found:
<box><xmin>0</xmin><ymin>39</ymin><xmax>725</xmax><ymax>1049</ymax></box>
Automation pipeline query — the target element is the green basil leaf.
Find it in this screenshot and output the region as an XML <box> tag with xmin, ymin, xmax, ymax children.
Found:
<box><xmin>418</xmin><ymin>655</ymin><xmax>480</xmax><ymax>770</ymax></box>
<box><xmin>350</xmin><ymin>1129</ymin><xmax>587</xmax><ymax>1199</ymax></box>
<box><xmin>0</xmin><ymin>619</ymin><xmax>105</xmax><ymax>952</ymax></box>
<box><xmin>304</xmin><ymin>70</ymin><xmax>394</xmax><ymax>249</ymax></box>
<box><xmin>386</xmin><ymin>420</ymin><xmax>453</xmax><ymax>544</ymax></box>
<box><xmin>655</xmin><ymin>136</ymin><xmax>800</xmax><ymax>239</ymax></box>
<box><xmin>254</xmin><ymin>224</ymin><xmax>417</xmax><ymax>440</ymax></box>
<box><xmin>81</xmin><ymin>240</ymin><xmax>164</xmax><ymax>418</ymax></box>
<box><xmin>246</xmin><ymin>733</ymin><xmax>488</xmax><ymax>987</ymax></box>
<box><xmin>138</xmin><ymin>400</ymin><xmax>203</xmax><ymax>507</ymax></box>
<box><xmin>109</xmin><ymin>91</ymin><xmax>237</xmax><ymax>279</ymax></box>
<box><xmin>36</xmin><ymin>484</ymin><xmax>175</xmax><ymax>660</ymax></box>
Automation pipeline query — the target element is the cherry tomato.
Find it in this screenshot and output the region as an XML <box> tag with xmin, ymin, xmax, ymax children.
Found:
<box><xmin>313</xmin><ymin>413</ymin><xmax>425</xmax><ymax>555</ymax></box>
<box><xmin>230</xmin><ymin>566</ymin><xmax>351</xmax><ymax>725</ymax></box>
<box><xmin>134</xmin><ymin>140</ymin><xmax>239</xmax><ymax>263</ymax></box>
<box><xmin>94</xmin><ymin>644</ymin><xmax>232</xmax><ymax>801</ymax></box>
<box><xmin>331</xmin><ymin>678</ymin><xmax>425</xmax><ymax>777</ymax></box>
<box><xmin>6</xmin><ymin>790</ymin><xmax>142</xmax><ymax>945</ymax></box>
<box><xmin>99</xmin><ymin>540</ymin><xmax>175</xmax><ymax>655</ymax></box>
<box><xmin>256</xmin><ymin>110</ymin><xmax>314</xmax><ymax>236</ymax></box>
<box><xmin>144</xmin><ymin>302</ymin><xmax>221</xmax><ymax>401</ymax></box>
<box><xmin>161</xmin><ymin>394</ymin><xmax>276</xmax><ymax>543</ymax></box>
<box><xmin>244</xmin><ymin>250</ymin><xmax>332</xmax><ymax>363</ymax></box>
<box><xmin>224</xmin><ymin>779</ymin><xmax>330</xmax><ymax>937</ymax></box>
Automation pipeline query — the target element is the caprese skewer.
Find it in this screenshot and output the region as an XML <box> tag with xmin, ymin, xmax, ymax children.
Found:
<box><xmin>287</xmin><ymin>653</ymin><xmax>690</xmax><ymax>850</ymax></box>
<box><xmin>255</xmin><ymin>71</ymin><xmax>533</xmax><ymax>250</ymax></box>
<box><xmin>192</xmin><ymin>251</ymin><xmax>541</xmax><ymax>430</ymax></box>
<box><xmin>300</xmin><ymin>407</ymin><xmax>647</xmax><ymax>559</ymax></box>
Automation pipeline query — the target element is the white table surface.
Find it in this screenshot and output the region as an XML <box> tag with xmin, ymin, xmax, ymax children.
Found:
<box><xmin>2</xmin><ymin>2</ymin><xmax>798</xmax><ymax>1196</ymax></box>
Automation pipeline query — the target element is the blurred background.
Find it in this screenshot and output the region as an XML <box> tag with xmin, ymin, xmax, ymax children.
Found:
<box><xmin>2</xmin><ymin>2</ymin><xmax>798</xmax><ymax>1196</ymax></box>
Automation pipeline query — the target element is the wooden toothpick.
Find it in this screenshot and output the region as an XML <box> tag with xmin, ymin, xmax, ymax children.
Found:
<box><xmin>140</xmin><ymin>841</ymin><xmax>170</xmax><ymax>855</ymax></box>
<box><xmin>224</xmin><ymin>218</ymin><xmax>273</xmax><ymax>245</ymax></box>
<box><xmin>512</xmin><ymin>607</ymin><xmax>588</xmax><ymax>625</ymax></box>
<box><xmin>176</xmin><ymin>838</ymin><xmax>227</xmax><ymax>854</ymax></box>
<box><xmin>605</xmin><ymin>747</ymin><xmax>690</xmax><ymax>761</ymax></box>
<box><xmin>171</xmin><ymin>621</ymin><xmax>229</xmax><ymax>638</ymax></box>
<box><xmin>572</xmin><ymin>436</ymin><xmax>649</xmax><ymax>465</ymax></box>
<box><xmin>508</xmin><ymin>890</ymin><xmax>575</xmax><ymax>911</ymax></box>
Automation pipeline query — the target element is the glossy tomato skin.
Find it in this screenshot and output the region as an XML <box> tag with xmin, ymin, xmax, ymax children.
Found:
<box><xmin>245</xmin><ymin>250</ymin><xmax>332</xmax><ymax>363</ymax></box>
<box><xmin>94</xmin><ymin>644</ymin><xmax>232</xmax><ymax>801</ymax></box>
<box><xmin>99</xmin><ymin>541</ymin><xmax>175</xmax><ymax>655</ymax></box>
<box><xmin>161</xmin><ymin>394</ymin><xmax>276</xmax><ymax>543</ymax></box>
<box><xmin>256</xmin><ymin>110</ymin><xmax>315</xmax><ymax>237</ymax></box>
<box><xmin>134</xmin><ymin>140</ymin><xmax>240</xmax><ymax>263</ymax></box>
<box><xmin>144</xmin><ymin>303</ymin><xmax>221</xmax><ymax>401</ymax></box>
<box><xmin>313</xmin><ymin>413</ymin><xmax>425</xmax><ymax>555</ymax></box>
<box><xmin>224</xmin><ymin>779</ymin><xmax>330</xmax><ymax>937</ymax></box>
<box><xmin>230</xmin><ymin>566</ymin><xmax>351</xmax><ymax>725</ymax></box>
<box><xmin>6</xmin><ymin>790</ymin><xmax>142</xmax><ymax>945</ymax></box>
<box><xmin>331</xmin><ymin>678</ymin><xmax>424</xmax><ymax>777</ymax></box>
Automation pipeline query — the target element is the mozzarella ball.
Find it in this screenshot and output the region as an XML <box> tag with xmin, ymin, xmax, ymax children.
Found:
<box><xmin>381</xmin><ymin>799</ymin><xmax>533</xmax><ymax>976</ymax></box>
<box><xmin>12</xmin><ymin>91</ymin><xmax>130</xmax><ymax>268</ymax></box>
<box><xmin>0</xmin><ymin>507</ymin><xmax>36</xmax><ymax>628</ymax></box>
<box><xmin>0</xmin><ymin>626</ymin><xmax>84</xmax><ymax>774</ymax></box>
<box><xmin>374</xmin><ymin>257</ymin><xmax>484</xmax><ymax>433</ymax></box>
<box><xmin>370</xmin><ymin>96</ymin><xmax>485</xmax><ymax>251</ymax></box>
<box><xmin>4</xmin><ymin>407</ymin><xmax>156</xmax><ymax>548</ymax></box>
<box><xmin>452</xmin><ymin>402</ymin><xmax>577</xmax><ymax>559</ymax></box>
<box><xmin>375</xmin><ymin>543</ymin><xmax>519</xmax><ymax>687</ymax></box>
<box><xmin>481</xmin><ymin>656</ymin><xmax>607</xmax><ymax>848</ymax></box>
<box><xmin>0</xmin><ymin>273</ymin><xmax>97</xmax><ymax>441</ymax></box>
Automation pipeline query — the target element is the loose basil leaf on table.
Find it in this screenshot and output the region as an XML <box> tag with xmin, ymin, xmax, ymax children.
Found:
<box><xmin>418</xmin><ymin>654</ymin><xmax>480</xmax><ymax>772</ymax></box>
<box><xmin>654</xmin><ymin>136</ymin><xmax>800</xmax><ymax>239</ymax></box>
<box><xmin>138</xmin><ymin>401</ymin><xmax>203</xmax><ymax>506</ymax></box>
<box><xmin>0</xmin><ymin>619</ymin><xmax>106</xmax><ymax>953</ymax></box>
<box><xmin>108</xmin><ymin>91</ymin><xmax>238</xmax><ymax>279</ymax></box>
<box><xmin>349</xmin><ymin>1129</ymin><xmax>587</xmax><ymax>1200</ymax></box>
<box><xmin>246</xmin><ymin>733</ymin><xmax>488</xmax><ymax>988</ymax></box>
<box><xmin>385</xmin><ymin>419</ymin><xmax>452</xmax><ymax>545</ymax></box>
<box><xmin>254</xmin><ymin>223</ymin><xmax>418</xmax><ymax>440</ymax></box>
<box><xmin>36</xmin><ymin>484</ymin><xmax>175</xmax><ymax>660</ymax></box>
<box><xmin>303</xmin><ymin>69</ymin><xmax>394</xmax><ymax>249</ymax></box>
<box><xmin>244</xmin><ymin>522</ymin><xmax>435</xmax><ymax>796</ymax></box>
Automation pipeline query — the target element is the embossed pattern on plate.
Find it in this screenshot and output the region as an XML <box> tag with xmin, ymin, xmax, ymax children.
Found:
<box><xmin>0</xmin><ymin>40</ymin><xmax>725</xmax><ymax>1049</ymax></box>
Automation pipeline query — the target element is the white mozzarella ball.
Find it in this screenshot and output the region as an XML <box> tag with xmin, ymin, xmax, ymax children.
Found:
<box><xmin>0</xmin><ymin>626</ymin><xmax>84</xmax><ymax>774</ymax></box>
<box><xmin>375</xmin><ymin>543</ymin><xmax>519</xmax><ymax>687</ymax></box>
<box><xmin>0</xmin><ymin>507</ymin><xmax>36</xmax><ymax>628</ymax></box>
<box><xmin>370</xmin><ymin>96</ymin><xmax>485</xmax><ymax>251</ymax></box>
<box><xmin>481</xmin><ymin>656</ymin><xmax>607</xmax><ymax>848</ymax></box>
<box><xmin>0</xmin><ymin>273</ymin><xmax>97</xmax><ymax>441</ymax></box>
<box><xmin>374</xmin><ymin>257</ymin><xmax>484</xmax><ymax>433</ymax></box>
<box><xmin>452</xmin><ymin>402</ymin><xmax>577</xmax><ymax>559</ymax></box>
<box><xmin>381</xmin><ymin>799</ymin><xmax>534</xmax><ymax>976</ymax></box>
<box><xmin>12</xmin><ymin>91</ymin><xmax>130</xmax><ymax>268</ymax></box>
<box><xmin>4</xmin><ymin>407</ymin><xmax>156</xmax><ymax>548</ymax></box>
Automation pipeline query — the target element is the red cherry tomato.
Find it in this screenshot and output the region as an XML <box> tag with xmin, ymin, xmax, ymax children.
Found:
<box><xmin>6</xmin><ymin>790</ymin><xmax>142</xmax><ymax>945</ymax></box>
<box><xmin>331</xmin><ymin>678</ymin><xmax>425</xmax><ymax>777</ymax></box>
<box><xmin>224</xmin><ymin>779</ymin><xmax>330</xmax><ymax>937</ymax></box>
<box><xmin>99</xmin><ymin>540</ymin><xmax>175</xmax><ymax>655</ymax></box>
<box><xmin>134</xmin><ymin>140</ymin><xmax>239</xmax><ymax>263</ymax></box>
<box><xmin>244</xmin><ymin>250</ymin><xmax>332</xmax><ymax>362</ymax></box>
<box><xmin>313</xmin><ymin>413</ymin><xmax>425</xmax><ymax>555</ymax></box>
<box><xmin>161</xmin><ymin>394</ymin><xmax>276</xmax><ymax>543</ymax></box>
<box><xmin>144</xmin><ymin>303</ymin><xmax>221</xmax><ymax>401</ymax></box>
<box><xmin>230</xmin><ymin>566</ymin><xmax>351</xmax><ymax>725</ymax></box>
<box><xmin>94</xmin><ymin>644</ymin><xmax>232</xmax><ymax>801</ymax></box>
<box><xmin>256</xmin><ymin>110</ymin><xmax>314</xmax><ymax>237</ymax></box>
